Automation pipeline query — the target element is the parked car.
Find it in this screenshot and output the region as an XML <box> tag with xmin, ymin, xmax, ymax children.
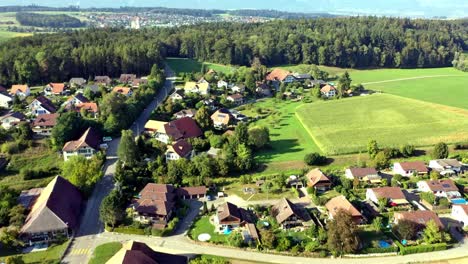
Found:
<box><xmin>103</xmin><ymin>136</ymin><xmax>112</xmax><ymax>142</ymax></box>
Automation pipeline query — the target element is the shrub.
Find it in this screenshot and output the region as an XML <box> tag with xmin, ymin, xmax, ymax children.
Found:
<box><xmin>1</xmin><ymin>142</ymin><xmax>19</xmax><ymax>154</ymax></box>
<box><xmin>398</xmin><ymin>243</ymin><xmax>447</xmax><ymax>255</ymax></box>
<box><xmin>21</xmin><ymin>167</ymin><xmax>58</xmax><ymax>180</ymax></box>
<box><xmin>304</xmin><ymin>152</ymin><xmax>327</xmax><ymax>165</ymax></box>
<box><xmin>361</xmin><ymin>246</ymin><xmax>398</xmax><ymax>254</ymax></box>
<box><xmin>112</xmin><ymin>226</ymin><xmax>145</xmax><ymax>235</ymax></box>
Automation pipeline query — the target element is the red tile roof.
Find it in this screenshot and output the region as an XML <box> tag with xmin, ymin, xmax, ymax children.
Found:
<box><xmin>33</xmin><ymin>113</ymin><xmax>59</xmax><ymax>127</ymax></box>
<box><xmin>266</xmin><ymin>68</ymin><xmax>292</xmax><ymax>82</ymax></box>
<box><xmin>424</xmin><ymin>179</ymin><xmax>459</xmax><ymax>192</ymax></box>
<box><xmin>113</xmin><ymin>86</ymin><xmax>132</xmax><ymax>95</ymax></box>
<box><xmin>165</xmin><ymin>117</ymin><xmax>203</xmax><ymax>140</ymax></box>
<box><xmin>134</xmin><ymin>183</ymin><xmax>176</xmax><ymax>217</ymax></box>
<box><xmin>170</xmin><ymin>139</ymin><xmax>193</xmax><ymax>157</ymax></box>
<box><xmin>10</xmin><ymin>85</ymin><xmax>28</xmax><ymax>95</ymax></box>
<box><xmin>398</xmin><ymin>161</ymin><xmax>428</xmax><ymax>172</ymax></box>
<box><xmin>176</xmin><ymin>186</ymin><xmax>207</xmax><ymax>197</ymax></box>
<box><xmin>76</xmin><ymin>102</ymin><xmax>99</xmax><ymax>113</ymax></box>
<box><xmin>306</xmin><ymin>168</ymin><xmax>331</xmax><ymax>187</ymax></box>
<box><xmin>370</xmin><ymin>187</ymin><xmax>406</xmax><ymax>200</ymax></box>
<box><xmin>348</xmin><ymin>167</ymin><xmax>378</xmax><ymax>178</ymax></box>
<box><xmin>48</xmin><ymin>83</ymin><xmax>66</xmax><ymax>94</ymax></box>
<box><xmin>320</xmin><ymin>84</ymin><xmax>336</xmax><ymax>93</ymax></box>
<box><xmin>395</xmin><ymin>210</ymin><xmax>443</xmax><ymax>228</ymax></box>
<box><xmin>325</xmin><ymin>195</ymin><xmax>362</xmax><ymax>218</ymax></box>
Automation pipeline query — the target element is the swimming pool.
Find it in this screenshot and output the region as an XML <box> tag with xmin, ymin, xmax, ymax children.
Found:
<box><xmin>451</xmin><ymin>198</ymin><xmax>467</xmax><ymax>205</ymax></box>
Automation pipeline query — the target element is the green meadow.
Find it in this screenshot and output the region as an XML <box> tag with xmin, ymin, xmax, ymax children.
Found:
<box><xmin>166</xmin><ymin>57</ymin><xmax>237</xmax><ymax>75</ymax></box>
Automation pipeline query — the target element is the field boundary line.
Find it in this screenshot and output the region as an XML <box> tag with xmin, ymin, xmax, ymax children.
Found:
<box><xmin>362</xmin><ymin>74</ymin><xmax>466</xmax><ymax>85</ymax></box>
<box><xmin>294</xmin><ymin>104</ymin><xmax>327</xmax><ymax>155</ymax></box>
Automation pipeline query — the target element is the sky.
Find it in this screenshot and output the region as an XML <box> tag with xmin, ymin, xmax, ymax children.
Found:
<box><xmin>2</xmin><ymin>0</ymin><xmax>468</xmax><ymax>18</ymax></box>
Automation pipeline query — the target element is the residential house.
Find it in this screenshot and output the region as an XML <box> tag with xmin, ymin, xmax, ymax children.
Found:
<box><xmin>69</xmin><ymin>78</ymin><xmax>86</xmax><ymax>87</ymax></box>
<box><xmin>215</xmin><ymin>202</ymin><xmax>254</xmax><ymax>231</ymax></box>
<box><xmin>271</xmin><ymin>198</ymin><xmax>312</xmax><ymax>229</ymax></box>
<box><xmin>174</xmin><ymin>109</ymin><xmax>197</xmax><ymax>119</ymax></box>
<box><xmin>231</xmin><ymin>84</ymin><xmax>246</xmax><ymax>93</ymax></box>
<box><xmin>146</xmin><ymin>117</ymin><xmax>202</xmax><ymax>144</ymax></box>
<box><xmin>176</xmin><ymin>186</ymin><xmax>207</xmax><ymax>200</ymax></box>
<box><xmin>84</xmin><ymin>84</ymin><xmax>100</xmax><ymax>94</ymax></box>
<box><xmin>119</xmin><ymin>74</ymin><xmax>137</xmax><ymax>84</ymax></box>
<box><xmin>243</xmin><ymin>223</ymin><xmax>260</xmax><ymax>245</ymax></box>
<box><xmin>393</xmin><ymin>161</ymin><xmax>428</xmax><ymax>177</ymax></box>
<box><xmin>76</xmin><ymin>102</ymin><xmax>99</xmax><ymax>118</ymax></box>
<box><xmin>10</xmin><ymin>85</ymin><xmax>30</xmax><ymax>98</ymax></box>
<box><xmin>325</xmin><ymin>195</ymin><xmax>364</xmax><ymax>224</ymax></box>
<box><xmin>64</xmin><ymin>93</ymin><xmax>89</xmax><ymax>108</ymax></box>
<box><xmin>0</xmin><ymin>92</ymin><xmax>12</xmax><ymax>108</ymax></box>
<box><xmin>417</xmin><ymin>179</ymin><xmax>461</xmax><ymax>199</ymax></box>
<box><xmin>217</xmin><ymin>80</ymin><xmax>228</xmax><ymax>89</ymax></box>
<box><xmin>292</xmin><ymin>73</ymin><xmax>312</xmax><ymax>82</ymax></box>
<box><xmin>227</xmin><ymin>93</ymin><xmax>244</xmax><ymax>106</ymax></box>
<box><xmin>44</xmin><ymin>83</ymin><xmax>67</xmax><ymax>96</ymax></box>
<box><xmin>112</xmin><ymin>86</ymin><xmax>133</xmax><ymax>97</ymax></box>
<box><xmin>394</xmin><ymin>211</ymin><xmax>444</xmax><ymax>230</ymax></box>
<box><xmin>306</xmin><ymin>168</ymin><xmax>332</xmax><ymax>192</ymax></box>
<box><xmin>169</xmin><ymin>90</ymin><xmax>184</xmax><ymax>102</ymax></box>
<box><xmin>94</xmin><ymin>76</ymin><xmax>112</xmax><ymax>86</ymax></box>
<box><xmin>256</xmin><ymin>83</ymin><xmax>272</xmax><ymax>97</ymax></box>
<box><xmin>20</xmin><ymin>176</ymin><xmax>82</xmax><ymax>245</ymax></box>
<box><xmin>345</xmin><ymin>167</ymin><xmax>381</xmax><ymax>183</ymax></box>
<box><xmin>28</xmin><ymin>96</ymin><xmax>56</xmax><ymax>116</ymax></box>
<box><xmin>105</xmin><ymin>240</ymin><xmax>188</xmax><ymax>264</ymax></box>
<box><xmin>451</xmin><ymin>205</ymin><xmax>468</xmax><ymax>227</ymax></box>
<box><xmin>184</xmin><ymin>81</ymin><xmax>210</xmax><ymax>95</ymax></box>
<box><xmin>320</xmin><ymin>84</ymin><xmax>337</xmax><ymax>98</ymax></box>
<box><xmin>62</xmin><ymin>127</ymin><xmax>101</xmax><ymax>161</ymax></box>
<box><xmin>132</xmin><ymin>78</ymin><xmax>148</xmax><ymax>88</ymax></box>
<box><xmin>165</xmin><ymin>139</ymin><xmax>193</xmax><ymax>161</ymax></box>
<box><xmin>0</xmin><ymin>112</ymin><xmax>25</xmax><ymax>129</ymax></box>
<box><xmin>266</xmin><ymin>69</ymin><xmax>296</xmax><ymax>88</ymax></box>
<box><xmin>211</xmin><ymin>108</ymin><xmax>233</xmax><ymax>130</ymax></box>
<box><xmin>366</xmin><ymin>187</ymin><xmax>409</xmax><ymax>207</ymax></box>
<box><xmin>132</xmin><ymin>184</ymin><xmax>176</xmax><ymax>228</ymax></box>
<box><xmin>429</xmin><ymin>159</ymin><xmax>464</xmax><ymax>175</ymax></box>
<box><xmin>32</xmin><ymin>113</ymin><xmax>59</xmax><ymax>136</ymax></box>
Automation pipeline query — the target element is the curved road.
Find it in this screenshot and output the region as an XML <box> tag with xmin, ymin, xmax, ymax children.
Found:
<box><xmin>62</xmin><ymin>66</ymin><xmax>175</xmax><ymax>264</ymax></box>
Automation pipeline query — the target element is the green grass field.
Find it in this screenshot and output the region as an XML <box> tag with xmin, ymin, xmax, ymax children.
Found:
<box><xmin>166</xmin><ymin>57</ymin><xmax>237</xmax><ymax>75</ymax></box>
<box><xmin>0</xmin><ymin>241</ymin><xmax>69</xmax><ymax>264</ymax></box>
<box><xmin>189</xmin><ymin>215</ymin><xmax>227</xmax><ymax>244</ymax></box>
<box><xmin>240</xmin><ymin>99</ymin><xmax>322</xmax><ymax>163</ymax></box>
<box><xmin>296</xmin><ymin>94</ymin><xmax>468</xmax><ymax>155</ymax></box>
<box><xmin>89</xmin><ymin>242</ymin><xmax>122</xmax><ymax>264</ymax></box>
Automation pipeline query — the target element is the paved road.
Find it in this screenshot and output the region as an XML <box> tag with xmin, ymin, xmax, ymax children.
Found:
<box><xmin>62</xmin><ymin>67</ymin><xmax>175</xmax><ymax>264</ymax></box>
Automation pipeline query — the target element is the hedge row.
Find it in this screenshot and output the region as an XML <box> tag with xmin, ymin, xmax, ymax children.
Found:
<box><xmin>21</xmin><ymin>167</ymin><xmax>59</xmax><ymax>180</ymax></box>
<box><xmin>361</xmin><ymin>246</ymin><xmax>398</xmax><ymax>254</ymax></box>
<box><xmin>112</xmin><ymin>226</ymin><xmax>146</xmax><ymax>235</ymax></box>
<box><xmin>394</xmin><ymin>241</ymin><xmax>447</xmax><ymax>255</ymax></box>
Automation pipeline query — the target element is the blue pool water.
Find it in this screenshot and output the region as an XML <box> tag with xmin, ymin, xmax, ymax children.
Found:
<box><xmin>223</xmin><ymin>227</ymin><xmax>232</xmax><ymax>235</ymax></box>
<box><xmin>451</xmin><ymin>198</ymin><xmax>467</xmax><ymax>205</ymax></box>
<box><xmin>378</xmin><ymin>240</ymin><xmax>391</xmax><ymax>248</ymax></box>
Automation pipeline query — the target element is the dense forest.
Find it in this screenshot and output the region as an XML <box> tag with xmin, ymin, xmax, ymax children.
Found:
<box><xmin>15</xmin><ymin>12</ymin><xmax>85</xmax><ymax>28</ymax></box>
<box><xmin>0</xmin><ymin>17</ymin><xmax>467</xmax><ymax>85</ymax></box>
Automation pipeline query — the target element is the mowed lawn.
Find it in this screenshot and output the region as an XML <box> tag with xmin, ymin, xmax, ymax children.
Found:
<box><xmin>242</xmin><ymin>100</ymin><xmax>321</xmax><ymax>163</ymax></box>
<box><xmin>296</xmin><ymin>94</ymin><xmax>468</xmax><ymax>155</ymax></box>
<box><xmin>166</xmin><ymin>57</ymin><xmax>236</xmax><ymax>75</ymax></box>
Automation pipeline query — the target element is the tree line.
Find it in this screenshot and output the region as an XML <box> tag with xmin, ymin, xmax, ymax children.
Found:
<box><xmin>16</xmin><ymin>12</ymin><xmax>85</xmax><ymax>28</ymax></box>
<box><xmin>0</xmin><ymin>17</ymin><xmax>466</xmax><ymax>86</ymax></box>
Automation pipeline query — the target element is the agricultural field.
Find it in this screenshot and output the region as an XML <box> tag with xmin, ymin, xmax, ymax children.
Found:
<box><xmin>296</xmin><ymin>94</ymin><xmax>468</xmax><ymax>155</ymax></box>
<box><xmin>166</xmin><ymin>57</ymin><xmax>237</xmax><ymax>75</ymax></box>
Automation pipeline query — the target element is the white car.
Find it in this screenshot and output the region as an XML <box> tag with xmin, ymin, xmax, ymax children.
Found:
<box><xmin>102</xmin><ymin>136</ymin><xmax>112</xmax><ymax>142</ymax></box>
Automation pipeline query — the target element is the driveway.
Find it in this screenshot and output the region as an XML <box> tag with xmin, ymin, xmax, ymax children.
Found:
<box><xmin>62</xmin><ymin>66</ymin><xmax>175</xmax><ymax>264</ymax></box>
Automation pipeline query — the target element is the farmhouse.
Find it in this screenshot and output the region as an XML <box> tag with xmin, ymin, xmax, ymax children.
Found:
<box><xmin>211</xmin><ymin>108</ymin><xmax>233</xmax><ymax>130</ymax></box>
<box><xmin>95</xmin><ymin>76</ymin><xmax>112</xmax><ymax>86</ymax></box>
<box><xmin>184</xmin><ymin>81</ymin><xmax>210</xmax><ymax>95</ymax></box>
<box><xmin>69</xmin><ymin>78</ymin><xmax>86</xmax><ymax>87</ymax></box>
<box><xmin>325</xmin><ymin>195</ymin><xmax>364</xmax><ymax>224</ymax></box>
<box><xmin>0</xmin><ymin>92</ymin><xmax>12</xmax><ymax>108</ymax></box>
<box><xmin>44</xmin><ymin>83</ymin><xmax>67</xmax><ymax>96</ymax></box>
<box><xmin>320</xmin><ymin>84</ymin><xmax>337</xmax><ymax>98</ymax></box>
<box><xmin>366</xmin><ymin>187</ymin><xmax>409</xmax><ymax>207</ymax></box>
<box><xmin>0</xmin><ymin>112</ymin><xmax>25</xmax><ymax>129</ymax></box>
<box><xmin>271</xmin><ymin>198</ymin><xmax>312</xmax><ymax>229</ymax></box>
<box><xmin>345</xmin><ymin>167</ymin><xmax>381</xmax><ymax>183</ymax></box>
<box><xmin>105</xmin><ymin>240</ymin><xmax>188</xmax><ymax>264</ymax></box>
<box><xmin>20</xmin><ymin>176</ymin><xmax>82</xmax><ymax>245</ymax></box>
<box><xmin>429</xmin><ymin>159</ymin><xmax>463</xmax><ymax>175</ymax></box>
<box><xmin>417</xmin><ymin>179</ymin><xmax>461</xmax><ymax>199</ymax></box>
<box><xmin>165</xmin><ymin>139</ymin><xmax>193</xmax><ymax>161</ymax></box>
<box><xmin>113</xmin><ymin>86</ymin><xmax>133</xmax><ymax>97</ymax></box>
<box><xmin>62</xmin><ymin>127</ymin><xmax>101</xmax><ymax>161</ymax></box>
<box><xmin>132</xmin><ymin>184</ymin><xmax>176</xmax><ymax>228</ymax></box>
<box><xmin>28</xmin><ymin>96</ymin><xmax>56</xmax><ymax>116</ymax></box>
<box><xmin>394</xmin><ymin>210</ymin><xmax>443</xmax><ymax>229</ymax></box>
<box><xmin>119</xmin><ymin>74</ymin><xmax>137</xmax><ymax>84</ymax></box>
<box><xmin>306</xmin><ymin>168</ymin><xmax>332</xmax><ymax>192</ymax></box>
<box><xmin>10</xmin><ymin>84</ymin><xmax>30</xmax><ymax>98</ymax></box>
<box><xmin>32</xmin><ymin>113</ymin><xmax>59</xmax><ymax>136</ymax></box>
<box><xmin>215</xmin><ymin>202</ymin><xmax>254</xmax><ymax>231</ymax></box>
<box><xmin>174</xmin><ymin>109</ymin><xmax>197</xmax><ymax>119</ymax></box>
<box><xmin>451</xmin><ymin>205</ymin><xmax>468</xmax><ymax>227</ymax></box>
<box><xmin>227</xmin><ymin>93</ymin><xmax>244</xmax><ymax>106</ymax></box>
<box><xmin>393</xmin><ymin>161</ymin><xmax>428</xmax><ymax>177</ymax></box>
<box><xmin>266</xmin><ymin>68</ymin><xmax>296</xmax><ymax>86</ymax></box>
